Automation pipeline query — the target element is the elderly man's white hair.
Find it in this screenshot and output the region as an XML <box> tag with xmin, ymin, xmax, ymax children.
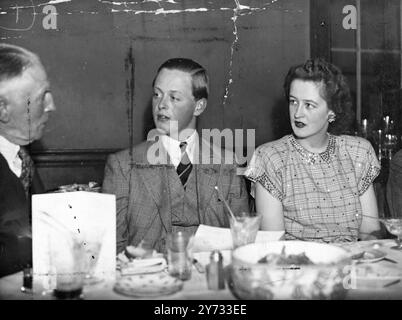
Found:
<box><xmin>0</xmin><ymin>43</ymin><xmax>42</xmax><ymax>83</ymax></box>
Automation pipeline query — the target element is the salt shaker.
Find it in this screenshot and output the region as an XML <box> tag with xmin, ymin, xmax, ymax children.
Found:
<box><xmin>206</xmin><ymin>250</ymin><xmax>225</xmax><ymax>290</ymax></box>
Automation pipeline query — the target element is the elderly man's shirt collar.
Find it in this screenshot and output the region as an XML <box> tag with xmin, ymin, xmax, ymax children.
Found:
<box><xmin>0</xmin><ymin>135</ymin><xmax>22</xmax><ymax>177</ymax></box>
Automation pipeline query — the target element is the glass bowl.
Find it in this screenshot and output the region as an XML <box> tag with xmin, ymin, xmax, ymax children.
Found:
<box><xmin>228</xmin><ymin>241</ymin><xmax>351</xmax><ymax>300</ymax></box>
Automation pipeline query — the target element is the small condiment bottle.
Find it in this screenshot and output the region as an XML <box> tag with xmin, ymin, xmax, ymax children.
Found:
<box><xmin>206</xmin><ymin>250</ymin><xmax>225</xmax><ymax>290</ymax></box>
<box><xmin>21</xmin><ymin>264</ymin><xmax>33</xmax><ymax>293</ymax></box>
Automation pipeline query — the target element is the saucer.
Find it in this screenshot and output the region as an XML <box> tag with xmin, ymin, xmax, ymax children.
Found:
<box><xmin>114</xmin><ymin>272</ymin><xmax>183</xmax><ymax>297</ymax></box>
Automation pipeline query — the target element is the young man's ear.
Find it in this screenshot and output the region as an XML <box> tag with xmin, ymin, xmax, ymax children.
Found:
<box><xmin>0</xmin><ymin>98</ymin><xmax>10</xmax><ymax>123</ymax></box>
<box><xmin>194</xmin><ymin>98</ymin><xmax>207</xmax><ymax>116</ymax></box>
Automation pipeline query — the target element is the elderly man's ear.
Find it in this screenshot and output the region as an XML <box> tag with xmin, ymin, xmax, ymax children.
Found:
<box><xmin>0</xmin><ymin>98</ymin><xmax>10</xmax><ymax>123</ymax></box>
<box><xmin>194</xmin><ymin>98</ymin><xmax>207</xmax><ymax>116</ymax></box>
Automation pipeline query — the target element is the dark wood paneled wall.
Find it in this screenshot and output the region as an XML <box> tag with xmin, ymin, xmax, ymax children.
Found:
<box><xmin>32</xmin><ymin>149</ymin><xmax>118</xmax><ymax>191</ymax></box>
<box><xmin>310</xmin><ymin>0</ymin><xmax>331</xmax><ymax>61</ymax></box>
<box><xmin>2</xmin><ymin>0</ymin><xmax>310</xmax><ymax>189</ymax></box>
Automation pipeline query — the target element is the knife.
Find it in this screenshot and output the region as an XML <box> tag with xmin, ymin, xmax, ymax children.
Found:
<box><xmin>383</xmin><ymin>279</ymin><xmax>400</xmax><ymax>288</ymax></box>
<box><xmin>383</xmin><ymin>257</ymin><xmax>398</xmax><ymax>264</ymax></box>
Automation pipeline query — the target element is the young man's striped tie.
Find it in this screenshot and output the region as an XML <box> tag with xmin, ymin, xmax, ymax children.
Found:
<box><xmin>176</xmin><ymin>142</ymin><xmax>192</xmax><ymax>188</ymax></box>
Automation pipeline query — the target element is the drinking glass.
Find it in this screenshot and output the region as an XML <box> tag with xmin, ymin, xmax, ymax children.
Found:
<box><xmin>378</xmin><ymin>192</ymin><xmax>402</xmax><ymax>250</ymax></box>
<box><xmin>229</xmin><ymin>212</ymin><xmax>261</xmax><ymax>249</ymax></box>
<box><xmin>82</xmin><ymin>228</ymin><xmax>105</xmax><ymax>285</ymax></box>
<box><xmin>36</xmin><ymin>212</ymin><xmax>85</xmax><ymax>299</ymax></box>
<box><xmin>379</xmin><ymin>218</ymin><xmax>402</xmax><ymax>250</ymax></box>
<box><xmin>50</xmin><ymin>232</ymin><xmax>85</xmax><ymax>299</ymax></box>
<box><xmin>167</xmin><ymin>231</ymin><xmax>193</xmax><ymax>281</ymax></box>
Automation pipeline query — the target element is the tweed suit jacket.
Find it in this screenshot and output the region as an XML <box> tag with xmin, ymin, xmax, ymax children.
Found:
<box><xmin>102</xmin><ymin>137</ymin><xmax>250</xmax><ymax>253</ymax></box>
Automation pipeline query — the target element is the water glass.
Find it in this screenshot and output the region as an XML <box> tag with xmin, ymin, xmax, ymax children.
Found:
<box><xmin>82</xmin><ymin>227</ymin><xmax>105</xmax><ymax>285</ymax></box>
<box><xmin>379</xmin><ymin>219</ymin><xmax>402</xmax><ymax>250</ymax></box>
<box><xmin>50</xmin><ymin>234</ymin><xmax>85</xmax><ymax>299</ymax></box>
<box><xmin>230</xmin><ymin>212</ymin><xmax>261</xmax><ymax>249</ymax></box>
<box><xmin>377</xmin><ymin>189</ymin><xmax>402</xmax><ymax>250</ymax></box>
<box><xmin>167</xmin><ymin>231</ymin><xmax>193</xmax><ymax>281</ymax></box>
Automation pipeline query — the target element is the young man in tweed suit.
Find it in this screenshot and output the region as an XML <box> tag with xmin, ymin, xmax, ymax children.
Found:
<box><xmin>103</xmin><ymin>58</ymin><xmax>250</xmax><ymax>253</ymax></box>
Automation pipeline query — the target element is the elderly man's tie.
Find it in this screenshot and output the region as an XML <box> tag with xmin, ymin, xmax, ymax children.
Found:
<box><xmin>18</xmin><ymin>147</ymin><xmax>34</xmax><ymax>198</ymax></box>
<box><xmin>177</xmin><ymin>142</ymin><xmax>192</xmax><ymax>188</ymax></box>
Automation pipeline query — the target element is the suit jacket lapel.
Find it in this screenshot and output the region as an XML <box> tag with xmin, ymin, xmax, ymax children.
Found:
<box><xmin>197</xmin><ymin>138</ymin><xmax>222</xmax><ymax>217</ymax></box>
<box><xmin>133</xmin><ymin>140</ymin><xmax>173</xmax><ymax>233</ymax></box>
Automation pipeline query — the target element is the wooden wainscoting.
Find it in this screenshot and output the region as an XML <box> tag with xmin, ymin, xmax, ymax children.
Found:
<box><xmin>31</xmin><ymin>149</ymin><xmax>119</xmax><ymax>192</ymax></box>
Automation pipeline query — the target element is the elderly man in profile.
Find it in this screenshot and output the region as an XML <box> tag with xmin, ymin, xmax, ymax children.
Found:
<box><xmin>103</xmin><ymin>58</ymin><xmax>250</xmax><ymax>254</ymax></box>
<box><xmin>0</xmin><ymin>43</ymin><xmax>56</xmax><ymax>277</ymax></box>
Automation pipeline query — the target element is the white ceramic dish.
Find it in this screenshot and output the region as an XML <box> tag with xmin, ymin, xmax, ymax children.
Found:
<box><xmin>114</xmin><ymin>272</ymin><xmax>183</xmax><ymax>297</ymax></box>
<box><xmin>229</xmin><ymin>241</ymin><xmax>351</xmax><ymax>300</ymax></box>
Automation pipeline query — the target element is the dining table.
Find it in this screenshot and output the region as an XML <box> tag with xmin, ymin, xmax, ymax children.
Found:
<box><xmin>1</xmin><ymin>239</ymin><xmax>402</xmax><ymax>300</ymax></box>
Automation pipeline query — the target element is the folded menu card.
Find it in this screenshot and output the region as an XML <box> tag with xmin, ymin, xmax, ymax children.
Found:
<box><xmin>32</xmin><ymin>192</ymin><xmax>116</xmax><ymax>291</ymax></box>
<box><xmin>192</xmin><ymin>224</ymin><xmax>285</xmax><ymax>252</ymax></box>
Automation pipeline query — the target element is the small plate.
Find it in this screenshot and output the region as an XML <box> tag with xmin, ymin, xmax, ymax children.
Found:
<box><xmin>114</xmin><ymin>272</ymin><xmax>183</xmax><ymax>297</ymax></box>
<box><xmin>351</xmin><ymin>249</ymin><xmax>387</xmax><ymax>263</ymax></box>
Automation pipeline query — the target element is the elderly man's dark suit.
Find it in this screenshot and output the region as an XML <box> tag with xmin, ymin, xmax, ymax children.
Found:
<box><xmin>103</xmin><ymin>137</ymin><xmax>250</xmax><ymax>253</ymax></box>
<box><xmin>0</xmin><ymin>152</ymin><xmax>43</xmax><ymax>277</ymax></box>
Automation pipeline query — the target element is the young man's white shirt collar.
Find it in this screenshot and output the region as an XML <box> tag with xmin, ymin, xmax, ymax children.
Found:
<box><xmin>0</xmin><ymin>135</ymin><xmax>22</xmax><ymax>177</ymax></box>
<box><xmin>160</xmin><ymin>130</ymin><xmax>198</xmax><ymax>168</ymax></box>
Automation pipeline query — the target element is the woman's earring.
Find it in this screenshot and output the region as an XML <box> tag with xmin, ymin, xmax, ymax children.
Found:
<box><xmin>328</xmin><ymin>114</ymin><xmax>336</xmax><ymax>123</ymax></box>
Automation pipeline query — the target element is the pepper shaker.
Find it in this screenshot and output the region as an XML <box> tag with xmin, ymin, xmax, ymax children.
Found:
<box><xmin>206</xmin><ymin>250</ymin><xmax>225</xmax><ymax>290</ymax></box>
<box><xmin>21</xmin><ymin>264</ymin><xmax>33</xmax><ymax>293</ymax></box>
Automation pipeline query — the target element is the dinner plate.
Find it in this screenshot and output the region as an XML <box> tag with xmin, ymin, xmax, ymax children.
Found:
<box><xmin>114</xmin><ymin>272</ymin><xmax>183</xmax><ymax>297</ymax></box>
<box><xmin>351</xmin><ymin>249</ymin><xmax>387</xmax><ymax>263</ymax></box>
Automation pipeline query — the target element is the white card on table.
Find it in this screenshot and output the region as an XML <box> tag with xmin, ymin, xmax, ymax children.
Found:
<box><xmin>32</xmin><ymin>192</ymin><xmax>116</xmax><ymax>291</ymax></box>
<box><xmin>192</xmin><ymin>224</ymin><xmax>285</xmax><ymax>252</ymax></box>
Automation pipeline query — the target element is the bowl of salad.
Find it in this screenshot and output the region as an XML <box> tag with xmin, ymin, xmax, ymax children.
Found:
<box><xmin>228</xmin><ymin>241</ymin><xmax>351</xmax><ymax>300</ymax></box>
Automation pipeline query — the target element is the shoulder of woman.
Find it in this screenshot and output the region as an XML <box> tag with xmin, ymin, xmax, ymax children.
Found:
<box><xmin>335</xmin><ymin>134</ymin><xmax>373</xmax><ymax>150</ymax></box>
<box><xmin>335</xmin><ymin>135</ymin><xmax>379</xmax><ymax>170</ymax></box>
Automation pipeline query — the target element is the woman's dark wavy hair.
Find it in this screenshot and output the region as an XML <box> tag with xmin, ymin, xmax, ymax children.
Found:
<box><xmin>283</xmin><ymin>58</ymin><xmax>354</xmax><ymax>135</ymax></box>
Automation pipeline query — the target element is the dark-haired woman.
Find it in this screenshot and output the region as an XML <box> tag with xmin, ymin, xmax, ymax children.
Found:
<box><xmin>245</xmin><ymin>58</ymin><xmax>381</xmax><ymax>242</ymax></box>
